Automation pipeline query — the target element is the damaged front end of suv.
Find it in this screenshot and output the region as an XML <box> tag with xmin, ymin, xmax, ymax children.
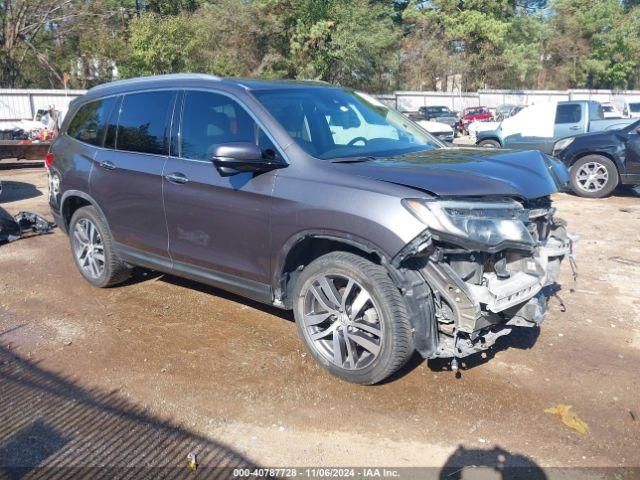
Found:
<box><xmin>390</xmin><ymin>195</ymin><xmax>575</xmax><ymax>367</ymax></box>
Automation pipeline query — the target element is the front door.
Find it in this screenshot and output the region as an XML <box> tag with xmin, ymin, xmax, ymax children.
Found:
<box><xmin>625</xmin><ymin>126</ymin><xmax>640</xmax><ymax>175</ymax></box>
<box><xmin>90</xmin><ymin>90</ymin><xmax>177</xmax><ymax>258</ymax></box>
<box><xmin>552</xmin><ymin>103</ymin><xmax>584</xmax><ymax>152</ymax></box>
<box><xmin>162</xmin><ymin>90</ymin><xmax>281</xmax><ymax>299</ymax></box>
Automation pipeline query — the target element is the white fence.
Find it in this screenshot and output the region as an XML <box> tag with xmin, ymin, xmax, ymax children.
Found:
<box><xmin>2</xmin><ymin>88</ymin><xmax>640</xmax><ymax>122</ymax></box>
<box><xmin>378</xmin><ymin>89</ymin><xmax>640</xmax><ymax>112</ymax></box>
<box><xmin>0</xmin><ymin>89</ymin><xmax>86</xmax><ymax>121</ymax></box>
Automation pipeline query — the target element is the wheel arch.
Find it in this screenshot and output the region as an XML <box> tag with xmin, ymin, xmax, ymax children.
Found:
<box><xmin>476</xmin><ymin>137</ymin><xmax>502</xmax><ymax>147</ymax></box>
<box><xmin>60</xmin><ymin>190</ymin><xmax>109</xmax><ymax>231</ymax></box>
<box><xmin>273</xmin><ymin>231</ymin><xmax>393</xmax><ymax>309</ymax></box>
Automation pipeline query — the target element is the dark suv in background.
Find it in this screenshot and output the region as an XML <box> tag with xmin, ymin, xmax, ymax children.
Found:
<box><xmin>48</xmin><ymin>74</ymin><xmax>573</xmax><ymax>384</ymax></box>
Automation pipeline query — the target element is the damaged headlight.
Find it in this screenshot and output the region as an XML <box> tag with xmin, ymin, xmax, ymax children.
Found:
<box><xmin>402</xmin><ymin>198</ymin><xmax>535</xmax><ymax>249</ymax></box>
<box><xmin>552</xmin><ymin>137</ymin><xmax>575</xmax><ymax>156</ymax></box>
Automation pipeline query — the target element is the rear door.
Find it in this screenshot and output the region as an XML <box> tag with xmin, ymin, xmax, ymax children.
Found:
<box><xmin>162</xmin><ymin>90</ymin><xmax>281</xmax><ymax>296</ymax></box>
<box><xmin>90</xmin><ymin>90</ymin><xmax>178</xmax><ymax>258</ymax></box>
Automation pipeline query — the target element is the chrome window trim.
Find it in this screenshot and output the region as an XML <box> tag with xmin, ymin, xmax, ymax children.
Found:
<box><xmin>64</xmin><ymin>86</ymin><xmax>289</xmax><ymax>165</ymax></box>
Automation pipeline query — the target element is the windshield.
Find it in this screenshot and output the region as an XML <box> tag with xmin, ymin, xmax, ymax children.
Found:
<box><xmin>252</xmin><ymin>87</ymin><xmax>441</xmax><ymax>160</ymax></box>
<box><xmin>630</xmin><ymin>103</ymin><xmax>640</xmax><ymax>113</ymax></box>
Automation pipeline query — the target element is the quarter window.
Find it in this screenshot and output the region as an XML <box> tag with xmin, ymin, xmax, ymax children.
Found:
<box><xmin>116</xmin><ymin>91</ymin><xmax>175</xmax><ymax>155</ymax></box>
<box><xmin>67</xmin><ymin>97</ymin><xmax>116</xmax><ymax>146</ymax></box>
<box><xmin>180</xmin><ymin>91</ymin><xmax>279</xmax><ymax>161</ymax></box>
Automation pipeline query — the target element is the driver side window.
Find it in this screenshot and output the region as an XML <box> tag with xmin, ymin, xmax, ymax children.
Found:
<box><xmin>180</xmin><ymin>90</ymin><xmax>281</xmax><ymax>162</ymax></box>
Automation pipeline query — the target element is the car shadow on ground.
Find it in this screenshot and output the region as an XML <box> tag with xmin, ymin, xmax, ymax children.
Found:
<box><xmin>427</xmin><ymin>326</ymin><xmax>541</xmax><ymax>374</ymax></box>
<box><xmin>439</xmin><ymin>445</ymin><xmax>547</xmax><ymax>479</ymax></box>
<box><xmin>125</xmin><ymin>268</ymin><xmax>548</xmax><ymax>382</ymax></box>
<box><xmin>0</xmin><ymin>181</ymin><xmax>42</xmax><ymax>204</ymax></box>
<box><xmin>143</xmin><ymin>271</ymin><xmax>294</xmax><ymax>322</ymax></box>
<box><xmin>0</xmin><ymin>326</ymin><xmax>261</xmax><ymax>478</ymax></box>
<box><xmin>0</xmin><ymin>161</ymin><xmax>44</xmax><ymax>170</ymax></box>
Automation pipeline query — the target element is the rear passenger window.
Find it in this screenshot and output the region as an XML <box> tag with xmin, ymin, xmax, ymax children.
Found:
<box><xmin>116</xmin><ymin>91</ymin><xmax>175</xmax><ymax>155</ymax></box>
<box><xmin>180</xmin><ymin>91</ymin><xmax>260</xmax><ymax>161</ymax></box>
<box><xmin>67</xmin><ymin>97</ymin><xmax>116</xmax><ymax>146</ymax></box>
<box><xmin>555</xmin><ymin>104</ymin><xmax>582</xmax><ymax>124</ymax></box>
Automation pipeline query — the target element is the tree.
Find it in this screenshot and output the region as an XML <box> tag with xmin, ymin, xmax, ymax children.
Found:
<box><xmin>288</xmin><ymin>0</ymin><xmax>401</xmax><ymax>90</ymax></box>
<box><xmin>543</xmin><ymin>0</ymin><xmax>640</xmax><ymax>89</ymax></box>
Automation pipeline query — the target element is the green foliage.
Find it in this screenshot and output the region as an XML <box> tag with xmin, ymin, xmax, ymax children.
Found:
<box><xmin>288</xmin><ymin>0</ymin><xmax>400</xmax><ymax>90</ymax></box>
<box><xmin>1</xmin><ymin>0</ymin><xmax>640</xmax><ymax>91</ymax></box>
<box><xmin>119</xmin><ymin>13</ymin><xmax>200</xmax><ymax>77</ymax></box>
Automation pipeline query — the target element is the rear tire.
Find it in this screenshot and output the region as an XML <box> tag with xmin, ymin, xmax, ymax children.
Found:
<box><xmin>570</xmin><ymin>155</ymin><xmax>619</xmax><ymax>198</ymax></box>
<box><xmin>69</xmin><ymin>206</ymin><xmax>131</xmax><ymax>287</ymax></box>
<box><xmin>478</xmin><ymin>139</ymin><xmax>501</xmax><ymax>148</ymax></box>
<box><xmin>292</xmin><ymin>252</ymin><xmax>414</xmax><ymax>385</ymax></box>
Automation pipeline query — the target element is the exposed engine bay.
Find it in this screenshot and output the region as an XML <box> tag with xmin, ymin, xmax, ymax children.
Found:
<box><xmin>393</xmin><ymin>195</ymin><xmax>576</xmax><ymax>363</ymax></box>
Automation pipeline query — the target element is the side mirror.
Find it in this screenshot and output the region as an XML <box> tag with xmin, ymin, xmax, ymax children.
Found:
<box><xmin>210</xmin><ymin>142</ymin><xmax>284</xmax><ymax>176</ymax></box>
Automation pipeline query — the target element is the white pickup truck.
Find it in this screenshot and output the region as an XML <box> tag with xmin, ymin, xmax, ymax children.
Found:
<box><xmin>475</xmin><ymin>100</ymin><xmax>635</xmax><ymax>154</ymax></box>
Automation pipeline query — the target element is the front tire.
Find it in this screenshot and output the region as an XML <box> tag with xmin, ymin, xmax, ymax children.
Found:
<box><xmin>69</xmin><ymin>206</ymin><xmax>131</xmax><ymax>287</ymax></box>
<box><xmin>570</xmin><ymin>155</ymin><xmax>619</xmax><ymax>198</ymax></box>
<box><xmin>292</xmin><ymin>252</ymin><xmax>414</xmax><ymax>385</ymax></box>
<box><xmin>478</xmin><ymin>139</ymin><xmax>501</xmax><ymax>148</ymax></box>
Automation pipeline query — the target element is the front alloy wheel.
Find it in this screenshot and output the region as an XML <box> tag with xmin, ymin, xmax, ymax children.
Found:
<box><xmin>293</xmin><ymin>252</ymin><xmax>414</xmax><ymax>384</ymax></box>
<box><xmin>575</xmin><ymin>161</ymin><xmax>608</xmax><ymax>193</ymax></box>
<box><xmin>302</xmin><ymin>274</ymin><xmax>382</xmax><ymax>370</ymax></box>
<box><xmin>570</xmin><ymin>155</ymin><xmax>619</xmax><ymax>198</ymax></box>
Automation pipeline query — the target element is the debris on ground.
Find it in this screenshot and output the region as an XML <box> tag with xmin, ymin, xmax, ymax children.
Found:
<box><xmin>609</xmin><ymin>257</ymin><xmax>640</xmax><ymax>267</ymax></box>
<box><xmin>187</xmin><ymin>452</ymin><xmax>197</xmax><ymax>471</ymax></box>
<box><xmin>0</xmin><ymin>206</ymin><xmax>55</xmax><ymax>244</ymax></box>
<box><xmin>544</xmin><ymin>404</ymin><xmax>589</xmax><ymax>434</ymax></box>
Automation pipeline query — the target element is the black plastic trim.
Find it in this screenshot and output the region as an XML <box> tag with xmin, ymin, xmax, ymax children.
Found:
<box><xmin>114</xmin><ymin>242</ymin><xmax>273</xmax><ymax>305</ymax></box>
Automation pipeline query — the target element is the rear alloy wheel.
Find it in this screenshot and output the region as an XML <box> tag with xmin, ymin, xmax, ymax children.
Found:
<box><xmin>293</xmin><ymin>252</ymin><xmax>413</xmax><ymax>384</ymax></box>
<box><xmin>73</xmin><ymin>218</ymin><xmax>105</xmax><ymax>280</ymax></box>
<box><xmin>69</xmin><ymin>206</ymin><xmax>131</xmax><ymax>287</ymax></box>
<box><xmin>570</xmin><ymin>155</ymin><xmax>619</xmax><ymax>198</ymax></box>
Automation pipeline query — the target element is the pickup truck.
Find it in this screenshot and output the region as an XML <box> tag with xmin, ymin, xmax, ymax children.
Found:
<box><xmin>475</xmin><ymin>101</ymin><xmax>635</xmax><ymax>154</ymax></box>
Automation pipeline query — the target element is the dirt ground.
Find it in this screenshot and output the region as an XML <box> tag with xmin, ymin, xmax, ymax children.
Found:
<box><xmin>1</xmin><ymin>159</ymin><xmax>639</xmax><ymax>478</ymax></box>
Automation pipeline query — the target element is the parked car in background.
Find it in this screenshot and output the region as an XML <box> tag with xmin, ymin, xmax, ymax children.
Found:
<box><xmin>458</xmin><ymin>106</ymin><xmax>493</xmax><ymax>134</ymax></box>
<box><xmin>468</xmin><ymin>105</ymin><xmax>526</xmax><ymax>140</ymax></box>
<box><xmin>495</xmin><ymin>104</ymin><xmax>517</xmax><ymax>120</ymax></box>
<box><xmin>48</xmin><ymin>74</ymin><xmax>573</xmax><ymax>384</ymax></box>
<box><xmin>476</xmin><ymin>101</ymin><xmax>635</xmax><ymax>153</ymax></box>
<box><xmin>552</xmin><ymin>119</ymin><xmax>640</xmax><ymax>198</ymax></box>
<box><xmin>601</xmin><ymin>102</ymin><xmax>622</xmax><ymax>119</ymax></box>
<box><xmin>417</xmin><ymin>106</ymin><xmax>458</xmax><ymax>128</ymax></box>
<box><xmin>402</xmin><ymin>111</ymin><xmax>455</xmax><ymax>142</ymax></box>
<box><xmin>611</xmin><ymin>98</ymin><xmax>640</xmax><ymax>118</ymax></box>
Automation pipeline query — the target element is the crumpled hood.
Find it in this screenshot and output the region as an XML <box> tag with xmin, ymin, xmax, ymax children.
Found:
<box><xmin>335</xmin><ymin>148</ymin><xmax>569</xmax><ymax>199</ymax></box>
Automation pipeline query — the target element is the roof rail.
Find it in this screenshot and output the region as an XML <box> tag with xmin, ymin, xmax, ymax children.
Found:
<box><xmin>89</xmin><ymin>73</ymin><xmax>222</xmax><ymax>93</ymax></box>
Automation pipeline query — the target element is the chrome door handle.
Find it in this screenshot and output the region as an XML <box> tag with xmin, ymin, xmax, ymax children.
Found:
<box><xmin>569</xmin><ymin>126</ymin><xmax>580</xmax><ymax>130</ymax></box>
<box><xmin>99</xmin><ymin>160</ymin><xmax>116</xmax><ymax>170</ymax></box>
<box><xmin>165</xmin><ymin>172</ymin><xmax>189</xmax><ymax>184</ymax></box>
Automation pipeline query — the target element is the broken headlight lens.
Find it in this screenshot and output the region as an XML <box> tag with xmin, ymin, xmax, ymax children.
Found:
<box><xmin>402</xmin><ymin>198</ymin><xmax>535</xmax><ymax>248</ymax></box>
<box><xmin>552</xmin><ymin>137</ymin><xmax>574</xmax><ymax>156</ymax></box>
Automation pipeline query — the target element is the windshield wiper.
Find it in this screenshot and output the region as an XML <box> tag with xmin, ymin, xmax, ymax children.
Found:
<box><xmin>330</xmin><ymin>156</ymin><xmax>376</xmax><ymax>163</ymax></box>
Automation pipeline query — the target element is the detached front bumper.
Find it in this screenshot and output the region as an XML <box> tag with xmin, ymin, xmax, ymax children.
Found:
<box><xmin>392</xmin><ymin>224</ymin><xmax>576</xmax><ymax>360</ymax></box>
